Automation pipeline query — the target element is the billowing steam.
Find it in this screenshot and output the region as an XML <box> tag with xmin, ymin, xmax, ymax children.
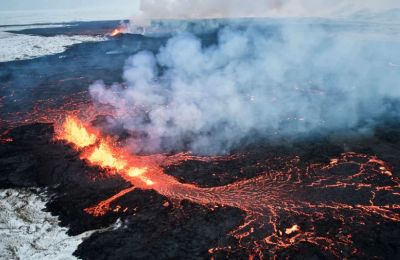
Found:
<box><xmin>91</xmin><ymin>20</ymin><xmax>400</xmax><ymax>154</ymax></box>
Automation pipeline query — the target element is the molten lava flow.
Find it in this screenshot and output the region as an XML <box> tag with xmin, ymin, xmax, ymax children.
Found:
<box><xmin>285</xmin><ymin>224</ymin><xmax>300</xmax><ymax>235</ymax></box>
<box><xmin>86</xmin><ymin>141</ymin><xmax>127</xmax><ymax>171</ymax></box>
<box><xmin>84</xmin><ymin>186</ymin><xmax>136</xmax><ymax>217</ymax></box>
<box><xmin>57</xmin><ymin>116</ymin><xmax>400</xmax><ymax>258</ymax></box>
<box><xmin>58</xmin><ymin>116</ymin><xmax>97</xmax><ymax>148</ymax></box>
<box><xmin>59</xmin><ymin>116</ymin><xmax>151</xmax><ymax>181</ymax></box>
<box><xmin>57</xmin><ymin>116</ymin><xmax>155</xmax><ymax>216</ymax></box>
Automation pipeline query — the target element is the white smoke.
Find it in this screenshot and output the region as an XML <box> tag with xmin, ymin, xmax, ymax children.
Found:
<box><xmin>91</xmin><ymin>20</ymin><xmax>400</xmax><ymax>154</ymax></box>
<box><xmin>131</xmin><ymin>0</ymin><xmax>400</xmax><ymax>22</ymax></box>
<box><xmin>122</xmin><ymin>1</ymin><xmax>400</xmax><ymax>37</ymax></box>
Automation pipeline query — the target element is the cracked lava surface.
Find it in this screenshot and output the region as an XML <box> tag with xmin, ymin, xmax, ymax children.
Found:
<box><xmin>56</xmin><ymin>116</ymin><xmax>400</xmax><ymax>258</ymax></box>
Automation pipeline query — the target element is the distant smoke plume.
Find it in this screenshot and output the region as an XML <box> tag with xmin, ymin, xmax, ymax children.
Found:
<box><xmin>130</xmin><ymin>0</ymin><xmax>400</xmax><ymax>24</ymax></box>
<box><xmin>91</xmin><ymin>20</ymin><xmax>400</xmax><ymax>154</ymax></box>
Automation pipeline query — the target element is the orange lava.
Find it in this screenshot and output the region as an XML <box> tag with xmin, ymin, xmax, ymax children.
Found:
<box><xmin>58</xmin><ymin>116</ymin><xmax>153</xmax><ymax>188</ymax></box>
<box><xmin>84</xmin><ymin>186</ymin><xmax>136</xmax><ymax>216</ymax></box>
<box><xmin>57</xmin><ymin>116</ymin><xmax>167</xmax><ymax>217</ymax></box>
<box><xmin>86</xmin><ymin>141</ymin><xmax>127</xmax><ymax>170</ymax></box>
<box><xmin>285</xmin><ymin>224</ymin><xmax>300</xmax><ymax>235</ymax></box>
<box><xmin>58</xmin><ymin>116</ymin><xmax>97</xmax><ymax>148</ymax></box>
<box><xmin>110</xmin><ymin>27</ymin><xmax>124</xmax><ymax>37</ymax></box>
<box><xmin>57</xmin><ymin>116</ymin><xmax>400</xmax><ymax>258</ymax></box>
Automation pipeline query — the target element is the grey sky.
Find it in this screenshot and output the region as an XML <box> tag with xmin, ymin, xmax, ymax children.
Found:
<box><xmin>2</xmin><ymin>0</ymin><xmax>398</xmax><ymax>13</ymax></box>
<box><xmin>0</xmin><ymin>0</ymin><xmax>140</xmax><ymax>25</ymax></box>
<box><xmin>0</xmin><ymin>0</ymin><xmax>139</xmax><ymax>11</ymax></box>
<box><xmin>0</xmin><ymin>0</ymin><xmax>399</xmax><ymax>25</ymax></box>
<box><xmin>136</xmin><ymin>0</ymin><xmax>400</xmax><ymax>20</ymax></box>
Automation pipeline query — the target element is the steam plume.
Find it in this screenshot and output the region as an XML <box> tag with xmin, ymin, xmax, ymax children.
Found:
<box><xmin>91</xmin><ymin>20</ymin><xmax>400</xmax><ymax>154</ymax></box>
<box><xmin>130</xmin><ymin>0</ymin><xmax>400</xmax><ymax>24</ymax></box>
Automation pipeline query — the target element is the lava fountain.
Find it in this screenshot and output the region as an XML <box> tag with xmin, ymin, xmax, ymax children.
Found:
<box><xmin>110</xmin><ymin>27</ymin><xmax>124</xmax><ymax>37</ymax></box>
<box><xmin>57</xmin><ymin>116</ymin><xmax>400</xmax><ymax>258</ymax></box>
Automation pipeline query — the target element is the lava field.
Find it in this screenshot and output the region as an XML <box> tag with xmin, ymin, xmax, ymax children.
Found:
<box><xmin>1</xmin><ymin>20</ymin><xmax>400</xmax><ymax>259</ymax></box>
<box><xmin>1</xmin><ymin>116</ymin><xmax>400</xmax><ymax>259</ymax></box>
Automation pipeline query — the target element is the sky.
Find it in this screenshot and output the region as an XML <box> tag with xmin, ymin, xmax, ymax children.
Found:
<box><xmin>0</xmin><ymin>0</ymin><xmax>399</xmax><ymax>25</ymax></box>
<box><xmin>0</xmin><ymin>0</ymin><xmax>139</xmax><ymax>25</ymax></box>
<box><xmin>0</xmin><ymin>0</ymin><xmax>139</xmax><ymax>11</ymax></box>
<box><xmin>136</xmin><ymin>0</ymin><xmax>400</xmax><ymax>19</ymax></box>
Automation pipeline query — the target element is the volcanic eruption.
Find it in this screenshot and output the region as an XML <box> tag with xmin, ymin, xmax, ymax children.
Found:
<box><xmin>110</xmin><ymin>27</ymin><xmax>125</xmax><ymax>37</ymax></box>
<box><xmin>50</xmin><ymin>115</ymin><xmax>400</xmax><ymax>258</ymax></box>
<box><xmin>1</xmin><ymin>1</ymin><xmax>400</xmax><ymax>259</ymax></box>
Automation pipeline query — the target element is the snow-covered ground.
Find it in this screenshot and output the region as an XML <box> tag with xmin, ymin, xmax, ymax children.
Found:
<box><xmin>0</xmin><ymin>9</ymin><xmax>125</xmax><ymax>63</ymax></box>
<box><xmin>0</xmin><ymin>189</ymin><xmax>93</xmax><ymax>260</ymax></box>
<box><xmin>0</xmin><ymin>28</ymin><xmax>105</xmax><ymax>63</ymax></box>
<box><xmin>0</xmin><ymin>14</ymin><xmax>118</xmax><ymax>258</ymax></box>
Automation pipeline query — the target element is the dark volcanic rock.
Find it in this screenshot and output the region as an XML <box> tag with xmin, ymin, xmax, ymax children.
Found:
<box><xmin>75</xmin><ymin>202</ymin><xmax>243</xmax><ymax>260</ymax></box>
<box><xmin>0</xmin><ymin>123</ymin><xmax>53</xmax><ymax>188</ymax></box>
<box><xmin>0</xmin><ymin>123</ymin><xmax>245</xmax><ymax>258</ymax></box>
<box><xmin>1</xmin><ymin>122</ymin><xmax>400</xmax><ymax>259</ymax></box>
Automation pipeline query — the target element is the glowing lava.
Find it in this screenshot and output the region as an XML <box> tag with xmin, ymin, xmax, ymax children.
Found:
<box><xmin>57</xmin><ymin>116</ymin><xmax>400</xmax><ymax>258</ymax></box>
<box><xmin>86</xmin><ymin>141</ymin><xmax>127</xmax><ymax>171</ymax></box>
<box><xmin>58</xmin><ymin>116</ymin><xmax>96</xmax><ymax>148</ymax></box>
<box><xmin>285</xmin><ymin>224</ymin><xmax>300</xmax><ymax>235</ymax></box>
<box><xmin>110</xmin><ymin>27</ymin><xmax>124</xmax><ymax>37</ymax></box>
<box><xmin>57</xmin><ymin>116</ymin><xmax>153</xmax><ymax>188</ymax></box>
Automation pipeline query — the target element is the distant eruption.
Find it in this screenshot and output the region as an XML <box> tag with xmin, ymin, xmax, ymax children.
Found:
<box><xmin>110</xmin><ymin>28</ymin><xmax>122</xmax><ymax>37</ymax></box>
<box><xmin>110</xmin><ymin>27</ymin><xmax>124</xmax><ymax>37</ymax></box>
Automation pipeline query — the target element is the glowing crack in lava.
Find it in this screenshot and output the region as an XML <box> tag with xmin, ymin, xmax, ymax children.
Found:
<box><xmin>57</xmin><ymin>116</ymin><xmax>400</xmax><ymax>258</ymax></box>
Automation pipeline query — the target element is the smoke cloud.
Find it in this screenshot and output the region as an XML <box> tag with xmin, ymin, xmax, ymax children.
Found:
<box><xmin>130</xmin><ymin>0</ymin><xmax>400</xmax><ymax>23</ymax></box>
<box><xmin>90</xmin><ymin>20</ymin><xmax>400</xmax><ymax>154</ymax></box>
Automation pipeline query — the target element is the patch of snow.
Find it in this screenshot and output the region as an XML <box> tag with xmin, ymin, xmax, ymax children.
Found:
<box><xmin>0</xmin><ymin>189</ymin><xmax>93</xmax><ymax>259</ymax></box>
<box><xmin>0</xmin><ymin>32</ymin><xmax>105</xmax><ymax>62</ymax></box>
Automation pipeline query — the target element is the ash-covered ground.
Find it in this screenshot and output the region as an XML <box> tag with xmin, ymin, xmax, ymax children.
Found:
<box><xmin>1</xmin><ymin>19</ymin><xmax>400</xmax><ymax>259</ymax></box>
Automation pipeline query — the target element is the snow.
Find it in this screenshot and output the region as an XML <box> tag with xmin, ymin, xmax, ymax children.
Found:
<box><xmin>0</xmin><ymin>189</ymin><xmax>93</xmax><ymax>260</ymax></box>
<box><xmin>0</xmin><ymin>30</ymin><xmax>105</xmax><ymax>63</ymax></box>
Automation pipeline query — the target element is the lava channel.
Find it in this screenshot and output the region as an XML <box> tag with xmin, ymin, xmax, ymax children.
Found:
<box><xmin>57</xmin><ymin>116</ymin><xmax>400</xmax><ymax>258</ymax></box>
